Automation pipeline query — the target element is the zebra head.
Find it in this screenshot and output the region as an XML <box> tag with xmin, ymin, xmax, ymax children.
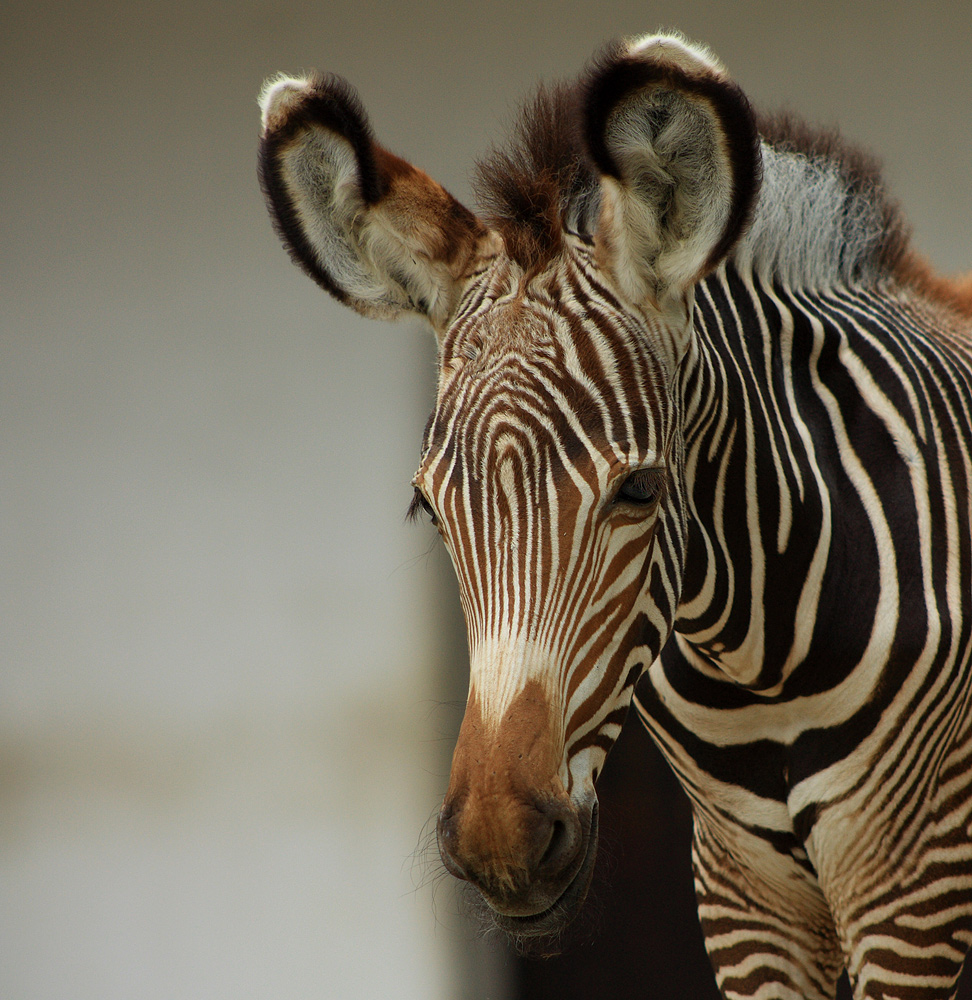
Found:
<box><xmin>259</xmin><ymin>34</ymin><xmax>760</xmax><ymax>942</ymax></box>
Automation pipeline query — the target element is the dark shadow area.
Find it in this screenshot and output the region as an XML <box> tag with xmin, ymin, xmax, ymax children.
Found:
<box><xmin>512</xmin><ymin>712</ymin><xmax>718</xmax><ymax>999</ymax></box>
<box><xmin>513</xmin><ymin>711</ymin><xmax>972</xmax><ymax>1000</ymax></box>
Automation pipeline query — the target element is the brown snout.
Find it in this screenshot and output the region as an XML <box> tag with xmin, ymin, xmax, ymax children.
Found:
<box><xmin>436</xmin><ymin>682</ymin><xmax>590</xmax><ymax>918</ymax></box>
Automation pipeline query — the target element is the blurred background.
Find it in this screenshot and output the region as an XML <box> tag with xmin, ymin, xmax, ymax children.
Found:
<box><xmin>2</xmin><ymin>2</ymin><xmax>970</xmax><ymax>998</ymax></box>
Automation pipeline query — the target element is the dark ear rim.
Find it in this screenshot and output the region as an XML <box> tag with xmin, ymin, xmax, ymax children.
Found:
<box><xmin>258</xmin><ymin>74</ymin><xmax>384</xmax><ymax>305</ymax></box>
<box><xmin>260</xmin><ymin>73</ymin><xmax>385</xmax><ymax>202</ymax></box>
<box><xmin>581</xmin><ymin>46</ymin><xmax>762</xmax><ymax>276</ymax></box>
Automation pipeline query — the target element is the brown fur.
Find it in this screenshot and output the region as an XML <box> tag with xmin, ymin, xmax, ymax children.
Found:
<box><xmin>895</xmin><ymin>251</ymin><xmax>972</xmax><ymax>321</ymax></box>
<box><xmin>373</xmin><ymin>146</ymin><xmax>489</xmax><ymax>278</ymax></box>
<box><xmin>474</xmin><ymin>83</ymin><xmax>597</xmax><ymax>271</ymax></box>
<box><xmin>441</xmin><ymin>680</ymin><xmax>575</xmax><ymax>903</ymax></box>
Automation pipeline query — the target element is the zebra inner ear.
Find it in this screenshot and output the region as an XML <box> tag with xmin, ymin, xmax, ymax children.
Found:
<box><xmin>258</xmin><ymin>74</ymin><xmax>491</xmax><ymax>332</ymax></box>
<box><xmin>582</xmin><ymin>34</ymin><xmax>761</xmax><ymax>308</ymax></box>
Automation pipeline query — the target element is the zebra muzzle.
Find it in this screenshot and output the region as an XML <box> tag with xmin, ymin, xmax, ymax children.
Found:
<box><xmin>436</xmin><ymin>791</ymin><xmax>598</xmax><ymax>927</ymax></box>
<box><xmin>436</xmin><ymin>683</ymin><xmax>599</xmax><ymax>932</ymax></box>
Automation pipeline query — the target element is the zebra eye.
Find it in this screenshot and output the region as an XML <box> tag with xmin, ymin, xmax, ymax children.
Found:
<box><xmin>407</xmin><ymin>487</ymin><xmax>437</xmax><ymax>526</ymax></box>
<box><xmin>616</xmin><ymin>468</ymin><xmax>666</xmax><ymax>508</ymax></box>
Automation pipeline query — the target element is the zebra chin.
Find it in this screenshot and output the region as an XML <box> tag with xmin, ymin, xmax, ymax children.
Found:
<box><xmin>485</xmin><ymin>800</ymin><xmax>600</xmax><ymax>952</ymax></box>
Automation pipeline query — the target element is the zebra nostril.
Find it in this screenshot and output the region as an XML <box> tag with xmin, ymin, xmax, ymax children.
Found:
<box><xmin>540</xmin><ymin>819</ymin><xmax>568</xmax><ymax>867</ymax></box>
<box><xmin>436</xmin><ymin>805</ymin><xmax>469</xmax><ymax>881</ymax></box>
<box><xmin>536</xmin><ymin>808</ymin><xmax>581</xmax><ymax>876</ymax></box>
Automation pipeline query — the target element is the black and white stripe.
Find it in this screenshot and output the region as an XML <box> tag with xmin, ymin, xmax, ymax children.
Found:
<box><xmin>258</xmin><ymin>30</ymin><xmax>972</xmax><ymax>995</ymax></box>
<box><xmin>636</xmin><ymin>246</ymin><xmax>972</xmax><ymax>998</ymax></box>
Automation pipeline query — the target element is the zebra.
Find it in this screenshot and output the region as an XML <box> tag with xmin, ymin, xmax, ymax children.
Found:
<box><xmin>257</xmin><ymin>31</ymin><xmax>972</xmax><ymax>1000</ymax></box>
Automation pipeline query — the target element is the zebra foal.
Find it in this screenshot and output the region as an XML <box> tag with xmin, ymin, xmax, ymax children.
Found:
<box><xmin>258</xmin><ymin>32</ymin><xmax>972</xmax><ymax>1000</ymax></box>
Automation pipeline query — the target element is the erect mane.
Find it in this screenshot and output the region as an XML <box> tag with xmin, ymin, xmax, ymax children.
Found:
<box><xmin>475</xmin><ymin>82</ymin><xmax>971</xmax><ymax>311</ymax></box>
<box><xmin>732</xmin><ymin>112</ymin><xmax>912</xmax><ymax>288</ymax></box>
<box><xmin>473</xmin><ymin>83</ymin><xmax>599</xmax><ymax>271</ymax></box>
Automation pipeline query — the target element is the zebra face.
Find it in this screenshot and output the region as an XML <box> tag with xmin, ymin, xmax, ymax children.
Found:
<box><xmin>415</xmin><ymin>256</ymin><xmax>685</xmax><ymax>938</ymax></box>
<box><xmin>258</xmin><ymin>31</ymin><xmax>759</xmax><ymax>945</ymax></box>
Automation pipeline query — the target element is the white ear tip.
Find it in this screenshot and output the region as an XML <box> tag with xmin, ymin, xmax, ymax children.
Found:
<box><xmin>258</xmin><ymin>74</ymin><xmax>313</xmax><ymax>132</ymax></box>
<box><xmin>626</xmin><ymin>31</ymin><xmax>727</xmax><ymax>77</ymax></box>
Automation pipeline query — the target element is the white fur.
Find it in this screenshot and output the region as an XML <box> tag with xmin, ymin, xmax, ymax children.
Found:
<box><xmin>626</xmin><ymin>31</ymin><xmax>728</xmax><ymax>79</ymax></box>
<box><xmin>608</xmin><ymin>33</ymin><xmax>889</xmax><ymax>295</ymax></box>
<box><xmin>258</xmin><ymin>74</ymin><xmax>312</xmax><ymax>134</ymax></box>
<box><xmin>734</xmin><ymin>142</ymin><xmax>888</xmax><ymax>288</ymax></box>
<box><xmin>277</xmin><ymin>122</ymin><xmax>415</xmax><ymax>317</ymax></box>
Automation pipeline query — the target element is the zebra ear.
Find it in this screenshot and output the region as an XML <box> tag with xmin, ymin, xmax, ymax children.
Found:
<box><xmin>258</xmin><ymin>74</ymin><xmax>492</xmax><ymax>332</ymax></box>
<box><xmin>582</xmin><ymin>34</ymin><xmax>761</xmax><ymax>308</ymax></box>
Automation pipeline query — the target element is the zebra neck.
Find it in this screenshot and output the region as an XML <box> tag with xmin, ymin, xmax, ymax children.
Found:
<box><xmin>673</xmin><ymin>265</ymin><xmax>874</xmax><ymax>694</ymax></box>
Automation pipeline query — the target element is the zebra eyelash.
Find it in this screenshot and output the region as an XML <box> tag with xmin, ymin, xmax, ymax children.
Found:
<box><xmin>614</xmin><ymin>467</ymin><xmax>668</xmax><ymax>508</ymax></box>
<box><xmin>406</xmin><ymin>487</ymin><xmax>437</xmax><ymax>525</ymax></box>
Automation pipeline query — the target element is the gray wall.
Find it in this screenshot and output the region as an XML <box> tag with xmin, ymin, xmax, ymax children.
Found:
<box><xmin>2</xmin><ymin>2</ymin><xmax>969</xmax><ymax>999</ymax></box>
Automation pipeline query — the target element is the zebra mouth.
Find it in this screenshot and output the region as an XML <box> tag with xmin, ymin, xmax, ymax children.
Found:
<box><xmin>490</xmin><ymin>801</ymin><xmax>599</xmax><ymax>949</ymax></box>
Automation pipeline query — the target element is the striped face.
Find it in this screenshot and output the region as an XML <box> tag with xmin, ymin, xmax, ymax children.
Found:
<box><xmin>257</xmin><ymin>31</ymin><xmax>760</xmax><ymax>945</ymax></box>
<box><xmin>418</xmin><ymin>250</ymin><xmax>687</xmax><ymax>937</ymax></box>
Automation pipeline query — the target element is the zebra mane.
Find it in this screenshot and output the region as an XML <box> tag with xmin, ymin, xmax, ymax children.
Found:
<box><xmin>734</xmin><ymin>112</ymin><xmax>911</xmax><ymax>288</ymax></box>
<box><xmin>473</xmin><ymin>83</ymin><xmax>598</xmax><ymax>270</ymax></box>
<box><xmin>474</xmin><ymin>87</ymin><xmax>915</xmax><ymax>290</ymax></box>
